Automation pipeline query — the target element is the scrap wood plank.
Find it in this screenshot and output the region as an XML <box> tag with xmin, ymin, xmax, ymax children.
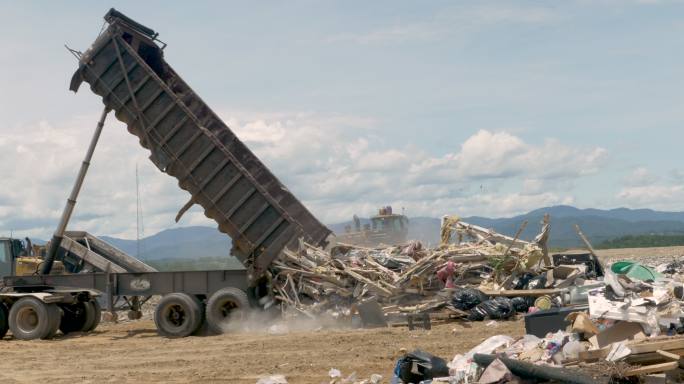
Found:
<box><xmin>656</xmin><ymin>350</ymin><xmax>684</xmax><ymax>368</ymax></box>
<box><xmin>628</xmin><ymin>338</ymin><xmax>684</xmax><ymax>354</ymax></box>
<box><xmin>445</xmin><ymin>254</ymin><xmax>488</xmax><ymax>262</ymax></box>
<box><xmin>480</xmin><ymin>288</ymin><xmax>566</xmax><ymax>297</ymax></box>
<box><xmin>578</xmin><ymin>347</ymin><xmax>609</xmax><ymax>362</ymax></box>
<box><xmin>611</xmin><ymin>339</ymin><xmax>684</xmax><ymax>366</ymax></box>
<box><xmin>624</xmin><ymin>349</ymin><xmax>684</xmax><ymax>365</ymax></box>
<box><xmin>624</xmin><ymin>361</ymin><xmax>679</xmax><ymax>376</ymax></box>
<box><xmin>342</xmin><ymin>266</ymin><xmax>394</xmax><ymax>296</ymax></box>
<box><xmin>273</xmin><ymin>265</ymin><xmax>347</xmax><ymax>287</ymax></box>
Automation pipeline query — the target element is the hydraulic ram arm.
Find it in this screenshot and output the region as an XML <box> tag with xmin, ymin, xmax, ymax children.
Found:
<box><xmin>41</xmin><ymin>107</ymin><xmax>110</xmax><ymax>275</ymax></box>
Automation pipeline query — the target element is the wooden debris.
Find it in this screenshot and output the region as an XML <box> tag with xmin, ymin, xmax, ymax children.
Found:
<box><xmin>628</xmin><ymin>336</ymin><xmax>684</xmax><ymax>355</ymax></box>
<box><xmin>269</xmin><ymin>219</ymin><xmax>546</xmax><ymax>317</ymax></box>
<box><xmin>481</xmin><ymin>288</ymin><xmax>566</xmax><ymax>297</ymax></box>
<box><xmin>624</xmin><ymin>361</ymin><xmax>679</xmax><ymax>376</ymax></box>
<box><xmin>656</xmin><ymin>350</ymin><xmax>684</xmax><ymax>368</ymax></box>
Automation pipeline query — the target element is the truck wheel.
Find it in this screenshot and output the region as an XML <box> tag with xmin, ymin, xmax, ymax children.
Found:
<box><xmin>0</xmin><ymin>304</ymin><xmax>9</xmax><ymax>339</ymax></box>
<box><xmin>9</xmin><ymin>297</ymin><xmax>55</xmax><ymax>340</ymax></box>
<box><xmin>86</xmin><ymin>299</ymin><xmax>101</xmax><ymax>332</ymax></box>
<box><xmin>206</xmin><ymin>288</ymin><xmax>249</xmax><ymax>334</ymax></box>
<box><xmin>79</xmin><ymin>301</ymin><xmax>98</xmax><ymax>332</ymax></box>
<box><xmin>45</xmin><ymin>304</ymin><xmax>60</xmax><ymax>339</ymax></box>
<box><xmin>59</xmin><ymin>302</ymin><xmax>88</xmax><ymax>334</ymax></box>
<box><xmin>154</xmin><ymin>293</ymin><xmax>202</xmax><ymax>338</ymax></box>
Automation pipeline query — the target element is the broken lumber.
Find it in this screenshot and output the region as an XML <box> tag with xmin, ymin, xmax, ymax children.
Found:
<box><xmin>656</xmin><ymin>350</ymin><xmax>684</xmax><ymax>368</ymax></box>
<box><xmin>480</xmin><ymin>288</ymin><xmax>566</xmax><ymax>297</ymax></box>
<box><xmin>628</xmin><ymin>337</ymin><xmax>684</xmax><ymax>355</ymax></box>
<box><xmin>624</xmin><ymin>361</ymin><xmax>679</xmax><ymax>376</ymax></box>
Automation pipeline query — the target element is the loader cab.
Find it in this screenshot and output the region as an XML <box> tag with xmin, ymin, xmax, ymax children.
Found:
<box><xmin>0</xmin><ymin>238</ymin><xmax>22</xmax><ymax>278</ymax></box>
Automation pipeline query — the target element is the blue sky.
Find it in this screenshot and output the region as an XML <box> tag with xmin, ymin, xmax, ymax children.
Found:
<box><xmin>1</xmin><ymin>1</ymin><xmax>683</xmax><ymax>238</ymax></box>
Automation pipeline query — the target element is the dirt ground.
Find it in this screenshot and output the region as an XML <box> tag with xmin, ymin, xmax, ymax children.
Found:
<box><xmin>595</xmin><ymin>245</ymin><xmax>684</xmax><ymax>261</ymax></box>
<box><xmin>0</xmin><ymin>318</ymin><xmax>523</xmax><ymax>383</ymax></box>
<box><xmin>1</xmin><ymin>246</ymin><xmax>682</xmax><ymax>384</ymax></box>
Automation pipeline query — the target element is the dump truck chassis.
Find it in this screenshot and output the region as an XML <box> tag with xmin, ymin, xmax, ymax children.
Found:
<box><xmin>3</xmin><ymin>269</ymin><xmax>251</xmax><ymax>338</ymax></box>
<box><xmin>0</xmin><ymin>289</ymin><xmax>100</xmax><ymax>340</ymax></box>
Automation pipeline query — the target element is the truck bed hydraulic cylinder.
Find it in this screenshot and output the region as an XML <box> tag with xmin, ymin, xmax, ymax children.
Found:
<box><xmin>41</xmin><ymin>107</ymin><xmax>110</xmax><ymax>275</ymax></box>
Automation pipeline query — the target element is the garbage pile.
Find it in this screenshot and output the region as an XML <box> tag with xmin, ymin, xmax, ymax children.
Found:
<box><xmin>268</xmin><ymin>217</ymin><xmax>551</xmax><ymax>319</ymax></box>
<box><xmin>383</xmin><ymin>255</ymin><xmax>684</xmax><ymax>383</ymax></box>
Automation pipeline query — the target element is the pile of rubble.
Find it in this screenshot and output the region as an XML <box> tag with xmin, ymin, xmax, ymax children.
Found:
<box><xmin>269</xmin><ymin>217</ymin><xmax>550</xmax><ymax>320</ymax></box>
<box><xmin>336</xmin><ymin>253</ymin><xmax>684</xmax><ymax>383</ymax></box>
<box><xmin>266</xmin><ymin>214</ymin><xmax>684</xmax><ymax>382</ymax></box>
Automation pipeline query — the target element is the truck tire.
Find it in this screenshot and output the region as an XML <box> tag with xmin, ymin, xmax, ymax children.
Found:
<box><xmin>206</xmin><ymin>287</ymin><xmax>249</xmax><ymax>334</ymax></box>
<box><xmin>59</xmin><ymin>302</ymin><xmax>88</xmax><ymax>334</ymax></box>
<box><xmin>78</xmin><ymin>301</ymin><xmax>98</xmax><ymax>333</ymax></box>
<box><xmin>0</xmin><ymin>304</ymin><xmax>9</xmax><ymax>339</ymax></box>
<box><xmin>9</xmin><ymin>297</ymin><xmax>56</xmax><ymax>340</ymax></box>
<box><xmin>154</xmin><ymin>293</ymin><xmax>202</xmax><ymax>338</ymax></box>
<box><xmin>45</xmin><ymin>304</ymin><xmax>60</xmax><ymax>339</ymax></box>
<box><xmin>86</xmin><ymin>299</ymin><xmax>101</xmax><ymax>332</ymax></box>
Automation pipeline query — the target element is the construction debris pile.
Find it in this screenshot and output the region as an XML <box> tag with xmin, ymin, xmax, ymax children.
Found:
<box><xmin>347</xmin><ymin>254</ymin><xmax>684</xmax><ymax>383</ymax></box>
<box><xmin>269</xmin><ymin>217</ymin><xmax>551</xmax><ymax>321</ymax></box>
<box><xmin>266</xmin><ymin>215</ymin><xmax>684</xmax><ymax>383</ymax></box>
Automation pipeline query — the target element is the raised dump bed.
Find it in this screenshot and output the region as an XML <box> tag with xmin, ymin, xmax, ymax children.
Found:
<box><xmin>70</xmin><ymin>9</ymin><xmax>330</xmax><ymax>278</ymax></box>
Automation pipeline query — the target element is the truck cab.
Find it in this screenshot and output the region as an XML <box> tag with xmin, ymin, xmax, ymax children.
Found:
<box><xmin>0</xmin><ymin>238</ymin><xmax>99</xmax><ymax>340</ymax></box>
<box><xmin>0</xmin><ymin>238</ymin><xmax>21</xmax><ymax>279</ymax></box>
<box><xmin>0</xmin><ymin>238</ymin><xmax>65</xmax><ymax>280</ymax></box>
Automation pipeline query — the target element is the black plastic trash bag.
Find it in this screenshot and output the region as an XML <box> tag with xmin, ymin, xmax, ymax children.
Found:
<box><xmin>511</xmin><ymin>272</ymin><xmax>536</xmax><ymax>290</ymax></box>
<box><xmin>524</xmin><ymin>275</ymin><xmax>547</xmax><ymax>290</ymax></box>
<box><xmin>468</xmin><ymin>297</ymin><xmax>515</xmax><ymax>321</ymax></box>
<box><xmin>523</xmin><ymin>275</ymin><xmax>548</xmax><ymax>307</ymax></box>
<box><xmin>451</xmin><ymin>288</ymin><xmax>489</xmax><ymax>310</ymax></box>
<box><xmin>510</xmin><ymin>296</ymin><xmax>530</xmax><ymax>313</ymax></box>
<box><xmin>395</xmin><ymin>349</ymin><xmax>450</xmax><ymax>383</ymax></box>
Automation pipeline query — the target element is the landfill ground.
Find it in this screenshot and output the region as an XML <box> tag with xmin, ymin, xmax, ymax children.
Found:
<box><xmin>0</xmin><ymin>245</ymin><xmax>680</xmax><ymax>384</ymax></box>
<box><xmin>0</xmin><ymin>318</ymin><xmax>524</xmax><ymax>383</ymax></box>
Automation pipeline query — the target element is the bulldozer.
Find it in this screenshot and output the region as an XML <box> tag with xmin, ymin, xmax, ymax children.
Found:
<box><xmin>336</xmin><ymin>206</ymin><xmax>409</xmax><ymax>247</ymax></box>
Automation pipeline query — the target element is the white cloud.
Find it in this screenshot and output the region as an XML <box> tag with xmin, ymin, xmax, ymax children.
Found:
<box><xmin>0</xmin><ymin>115</ymin><xmax>212</xmax><ymax>239</ymax></box>
<box><xmin>615</xmin><ymin>167</ymin><xmax>684</xmax><ymax>210</ymax></box>
<box><xmin>0</xmin><ymin>109</ymin><xmax>608</xmax><ymax>239</ymax></box>
<box><xmin>622</xmin><ymin>166</ymin><xmax>659</xmax><ymax>186</ymax></box>
<box><xmin>523</xmin><ymin>179</ymin><xmax>544</xmax><ymax>194</ymax></box>
<box><xmin>409</xmin><ymin>130</ymin><xmax>607</xmax><ymax>183</ymax></box>
<box><xmin>225</xmin><ymin>113</ymin><xmax>606</xmax><ymax>223</ymax></box>
<box><xmin>670</xmin><ymin>169</ymin><xmax>684</xmax><ymax>182</ymax></box>
<box><xmin>327</xmin><ymin>4</ymin><xmax>559</xmax><ymax>45</ymax></box>
<box><xmin>617</xmin><ymin>185</ymin><xmax>684</xmax><ymax>209</ymax></box>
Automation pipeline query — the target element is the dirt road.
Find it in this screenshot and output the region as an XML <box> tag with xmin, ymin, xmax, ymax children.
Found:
<box><xmin>0</xmin><ymin>319</ymin><xmax>523</xmax><ymax>383</ymax></box>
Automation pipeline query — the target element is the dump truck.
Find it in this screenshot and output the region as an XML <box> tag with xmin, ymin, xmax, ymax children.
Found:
<box><xmin>0</xmin><ymin>8</ymin><xmax>331</xmax><ymax>339</ymax></box>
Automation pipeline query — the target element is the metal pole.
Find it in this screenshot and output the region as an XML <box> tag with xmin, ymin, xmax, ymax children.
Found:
<box><xmin>41</xmin><ymin>107</ymin><xmax>110</xmax><ymax>275</ymax></box>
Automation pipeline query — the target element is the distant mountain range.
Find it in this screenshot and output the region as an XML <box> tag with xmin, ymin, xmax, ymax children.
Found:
<box><xmin>100</xmin><ymin>226</ymin><xmax>237</xmax><ymax>265</ymax></box>
<box><xmin>95</xmin><ymin>205</ymin><xmax>684</xmax><ymax>265</ymax></box>
<box><xmin>330</xmin><ymin>205</ymin><xmax>684</xmax><ymax>248</ymax></box>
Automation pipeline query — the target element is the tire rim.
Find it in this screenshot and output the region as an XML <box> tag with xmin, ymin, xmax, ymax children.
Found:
<box><xmin>216</xmin><ymin>299</ymin><xmax>240</xmax><ymax>319</ymax></box>
<box><xmin>16</xmin><ymin>307</ymin><xmax>39</xmax><ymax>334</ymax></box>
<box><xmin>161</xmin><ymin>303</ymin><xmax>186</xmax><ymax>330</ymax></box>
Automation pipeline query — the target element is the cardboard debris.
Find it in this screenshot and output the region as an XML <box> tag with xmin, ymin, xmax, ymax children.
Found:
<box><xmin>590</xmin><ymin>321</ymin><xmax>645</xmax><ymax>349</ymax></box>
<box><xmin>567</xmin><ymin>311</ymin><xmax>600</xmax><ymax>336</ymax></box>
